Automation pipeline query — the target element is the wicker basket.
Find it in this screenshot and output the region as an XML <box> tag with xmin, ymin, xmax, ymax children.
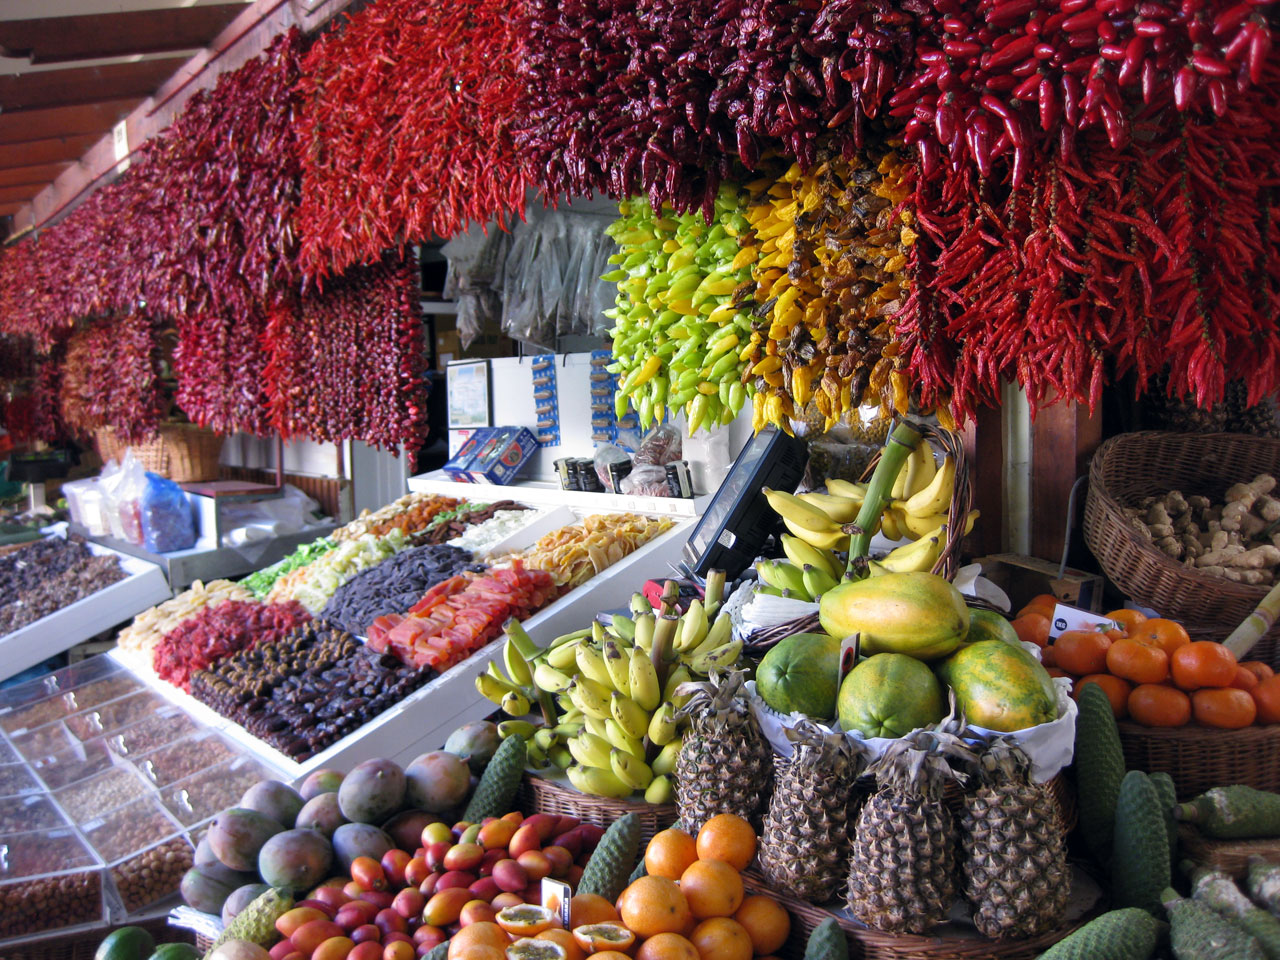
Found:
<box><xmin>5</xmin><ymin>916</ymin><xmax>192</xmax><ymax>960</ymax></box>
<box><xmin>1117</xmin><ymin>721</ymin><xmax>1280</xmax><ymax>800</ymax></box>
<box><xmin>1178</xmin><ymin>823</ymin><xmax>1280</xmax><ymax>879</ymax></box>
<box><xmin>95</xmin><ymin>424</ymin><xmax>225</xmax><ymax>483</ymax></box>
<box><xmin>1083</xmin><ymin>431</ymin><xmax>1280</xmax><ymax>636</ymax></box>
<box><xmin>518</xmin><ymin>771</ymin><xmax>677</xmax><ymax>845</ymax></box>
<box><xmin>740</xmin><ymin>868</ymin><xmax>1093</xmax><ymax>960</ymax></box>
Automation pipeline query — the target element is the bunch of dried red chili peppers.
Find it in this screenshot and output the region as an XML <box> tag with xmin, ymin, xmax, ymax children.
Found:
<box><xmin>58</xmin><ymin>315</ymin><xmax>162</xmax><ymax>444</ymax></box>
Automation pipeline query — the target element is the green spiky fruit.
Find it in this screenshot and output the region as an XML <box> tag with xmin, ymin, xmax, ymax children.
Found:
<box><xmin>1165</xmin><ymin>887</ymin><xmax>1265</xmax><ymax>959</ymax></box>
<box><xmin>1075</xmin><ymin>683</ymin><xmax>1125</xmax><ymax>867</ymax></box>
<box><xmin>804</xmin><ymin>918</ymin><xmax>849</xmax><ymax>960</ymax></box>
<box><xmin>1112</xmin><ymin>772</ymin><xmax>1171</xmax><ymax>915</ymax></box>
<box><xmin>577</xmin><ymin>813</ymin><xmax>642</xmax><ymax>903</ymax></box>
<box><xmin>462</xmin><ymin>735</ymin><xmax>526</xmax><ymax>823</ymax></box>
<box><xmin>203</xmin><ymin>888</ymin><xmax>292</xmax><ymax>958</ymax></box>
<box><xmin>1149</xmin><ymin>772</ymin><xmax>1178</xmax><ymax>868</ymax></box>
<box><xmin>1036</xmin><ymin>908</ymin><xmax>1160</xmax><ymax>960</ymax></box>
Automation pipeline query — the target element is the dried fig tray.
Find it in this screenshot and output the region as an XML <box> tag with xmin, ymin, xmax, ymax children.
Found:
<box><xmin>0</xmin><ymin>828</ymin><xmax>104</xmax><ymax>940</ymax></box>
<box><xmin>64</xmin><ymin>690</ymin><xmax>167</xmax><ymax>742</ymax></box>
<box><xmin>0</xmin><ymin>795</ymin><xmax>67</xmax><ymax>835</ymax></box>
<box><xmin>159</xmin><ymin>756</ymin><xmax>276</xmax><ymax>828</ymax></box>
<box><xmin>105</xmin><ymin>707</ymin><xmax>200</xmax><ymax>760</ymax></box>
<box><xmin>0</xmin><ymin>763</ymin><xmax>40</xmax><ymax>798</ymax></box>
<box><xmin>131</xmin><ymin>732</ymin><xmax>237</xmax><ymax>789</ymax></box>
<box><xmin>28</xmin><ymin>739</ymin><xmax>114</xmax><ymax>791</ymax></box>
<box><xmin>53</xmin><ymin>765</ymin><xmax>149</xmax><ymax>823</ymax></box>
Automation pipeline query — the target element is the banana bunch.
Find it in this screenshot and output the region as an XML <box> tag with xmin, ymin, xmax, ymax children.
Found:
<box><xmin>603</xmin><ymin>186</ymin><xmax>757</xmax><ymax>435</ymax></box>
<box><xmin>474</xmin><ymin>580</ymin><xmax>739</xmax><ymax>802</ymax></box>
<box><xmin>755</xmin><ymin>539</ymin><xmax>844</xmax><ymax>601</ymax></box>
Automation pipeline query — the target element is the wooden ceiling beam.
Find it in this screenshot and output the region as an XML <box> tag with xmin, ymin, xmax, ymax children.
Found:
<box><xmin>0</xmin><ymin>98</ymin><xmax>141</xmax><ymax>145</ymax></box>
<box><xmin>13</xmin><ymin>0</ymin><xmax>358</xmax><ymax>237</ymax></box>
<box><xmin>0</xmin><ymin>163</ymin><xmax>71</xmax><ymax>188</ymax></box>
<box><xmin>0</xmin><ymin>6</ymin><xmax>246</xmax><ymax>64</ymax></box>
<box><xmin>0</xmin><ymin>134</ymin><xmax>97</xmax><ymax>169</ymax></box>
<box><xmin>0</xmin><ymin>203</ymin><xmax>24</xmax><ymax>217</ymax></box>
<box><xmin>0</xmin><ymin>58</ymin><xmax>187</xmax><ymax>112</ymax></box>
<box><xmin>0</xmin><ymin>185</ymin><xmax>44</xmax><ymax>204</ymax></box>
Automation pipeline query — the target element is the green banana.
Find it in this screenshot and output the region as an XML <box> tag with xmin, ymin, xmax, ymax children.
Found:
<box><xmin>689</xmin><ymin>639</ymin><xmax>743</xmax><ymax>674</ymax></box>
<box><xmin>545</xmin><ymin>638</ymin><xmax>582</xmax><ymax>671</ymax></box>
<box><xmin>801</xmin><ymin>563</ymin><xmax>840</xmax><ymax>599</ymax></box>
<box><xmin>652</xmin><ymin>739</ymin><xmax>683</xmax><ymax>776</ymax></box>
<box><xmin>502</xmin><ymin>638</ymin><xmax>533</xmax><ymax>687</ymax></box>
<box><xmin>609</xmin><ymin>614</ymin><xmax>636</xmax><ymax>641</ymax></box>
<box><xmin>497</xmin><ymin>720</ymin><xmax>537</xmax><ymax>739</ymax></box>
<box><xmin>549</xmin><ymin>746</ymin><xmax>573</xmax><ymax>770</ymax></box>
<box><xmin>645</xmin><ymin>774</ymin><xmax>674</xmax><ymax>804</ymax></box>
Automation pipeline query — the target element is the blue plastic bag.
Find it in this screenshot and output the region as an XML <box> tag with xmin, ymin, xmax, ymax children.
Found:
<box><xmin>140</xmin><ymin>472</ymin><xmax>196</xmax><ymax>554</ymax></box>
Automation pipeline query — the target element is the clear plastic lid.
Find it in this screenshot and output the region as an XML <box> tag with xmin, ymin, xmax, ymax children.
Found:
<box><xmin>9</xmin><ymin>721</ymin><xmax>77</xmax><ymax>764</ymax></box>
<box><xmin>64</xmin><ymin>690</ymin><xmax>168</xmax><ymax>743</ymax></box>
<box><xmin>0</xmin><ymin>827</ymin><xmax>100</xmax><ymax>880</ymax></box>
<box><xmin>52</xmin><ymin>765</ymin><xmax>149</xmax><ymax>823</ymax></box>
<box><xmin>106</xmin><ymin>707</ymin><xmax>201</xmax><ymax>760</ymax></box>
<box><xmin>0</xmin><ymin>794</ymin><xmax>69</xmax><ymax>835</ymax></box>
<box><xmin>0</xmin><ymin>656</ymin><xmax>127</xmax><ymax>722</ymax></box>
<box><xmin>79</xmin><ymin>795</ymin><xmax>185</xmax><ymax>864</ymax></box>
<box><xmin>0</xmin><ymin>763</ymin><xmax>40</xmax><ymax>798</ymax></box>
<box><xmin>27</xmin><ymin>738</ymin><xmax>114</xmax><ymax>791</ymax></box>
<box><xmin>0</xmin><ymin>736</ymin><xmax>15</xmax><ymax>764</ymax></box>
<box><xmin>159</xmin><ymin>756</ymin><xmax>276</xmax><ymax>828</ymax></box>
<box><xmin>131</xmin><ymin>732</ymin><xmax>238</xmax><ymax>789</ymax></box>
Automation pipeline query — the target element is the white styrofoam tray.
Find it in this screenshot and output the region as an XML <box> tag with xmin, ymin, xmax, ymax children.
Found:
<box><xmin>1</xmin><ymin>538</ymin><xmax>171</xmax><ymax>682</ymax></box>
<box><xmin>110</xmin><ymin>516</ymin><xmax>693</xmax><ymax>783</ymax></box>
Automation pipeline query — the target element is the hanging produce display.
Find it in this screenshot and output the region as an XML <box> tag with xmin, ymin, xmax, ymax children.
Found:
<box><xmin>56</xmin><ymin>314</ymin><xmax>162</xmax><ymax>444</ymax></box>
<box><xmin>295</xmin><ymin>0</ymin><xmax>529</xmax><ymax>281</ymax></box>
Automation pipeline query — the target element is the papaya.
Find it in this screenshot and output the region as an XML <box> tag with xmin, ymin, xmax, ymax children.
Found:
<box><xmin>95</xmin><ymin>927</ymin><xmax>155</xmax><ymax>960</ymax></box>
<box><xmin>937</xmin><ymin>639</ymin><xmax>1057</xmax><ymax>732</ymax></box>
<box><xmin>818</xmin><ymin>572</ymin><xmax>968</xmax><ymax>661</ymax></box>
<box><xmin>964</xmin><ymin>608</ymin><xmax>1021</xmax><ymax>648</ymax></box>
<box><xmin>838</xmin><ymin>653</ymin><xmax>946</xmax><ymax>739</ymax></box>
<box><xmin>755</xmin><ymin>633</ymin><xmax>839</xmax><ymax>720</ymax></box>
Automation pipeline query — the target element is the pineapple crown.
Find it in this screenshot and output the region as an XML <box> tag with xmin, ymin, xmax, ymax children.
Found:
<box><xmin>785</xmin><ymin>718</ymin><xmax>864</xmax><ymax>778</ymax></box>
<box><xmin>675</xmin><ymin>667</ymin><xmax>751</xmax><ymax>722</ymax></box>
<box><xmin>966</xmin><ymin>734</ymin><xmax>1034</xmax><ymax>785</ymax></box>
<box><xmin>867</xmin><ymin>727</ymin><xmax>973</xmax><ymax>799</ymax></box>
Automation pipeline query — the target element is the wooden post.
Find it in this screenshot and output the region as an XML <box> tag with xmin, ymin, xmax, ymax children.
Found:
<box><xmin>1029</xmin><ymin>398</ymin><xmax>1102</xmax><ymax>563</ymax></box>
<box><xmin>958</xmin><ymin>403</ymin><xmax>1004</xmax><ymax>558</ymax></box>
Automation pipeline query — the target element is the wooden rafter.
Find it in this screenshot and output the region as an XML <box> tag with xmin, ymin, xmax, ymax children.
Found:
<box><xmin>0</xmin><ymin>99</ymin><xmax>140</xmax><ymax>145</ymax></box>
<box><xmin>0</xmin><ymin>163</ymin><xmax>72</xmax><ymax>188</ymax></box>
<box><xmin>0</xmin><ymin>134</ymin><xmax>97</xmax><ymax>170</ymax></box>
<box><xmin>0</xmin><ymin>6</ymin><xmax>245</xmax><ymax>64</ymax></box>
<box><xmin>0</xmin><ymin>58</ymin><xmax>188</xmax><ymax>112</ymax></box>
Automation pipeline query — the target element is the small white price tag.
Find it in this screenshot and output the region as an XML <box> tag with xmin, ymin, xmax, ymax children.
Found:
<box><xmin>542</xmin><ymin>877</ymin><xmax>572</xmax><ymax>930</ymax></box>
<box><xmin>112</xmin><ymin>120</ymin><xmax>130</xmax><ymax>175</ymax></box>
<box><xmin>1047</xmin><ymin>603</ymin><xmax>1118</xmax><ymax>639</ymax></box>
<box><xmin>839</xmin><ymin>634</ymin><xmax>861</xmax><ymax>681</ymax></box>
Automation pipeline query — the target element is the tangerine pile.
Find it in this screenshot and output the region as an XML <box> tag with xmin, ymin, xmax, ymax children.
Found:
<box><xmin>1013</xmin><ymin>595</ymin><xmax>1277</xmax><ymax>729</ymax></box>
<box><xmin>447</xmin><ymin>814</ymin><xmax>790</xmax><ymax>960</ymax></box>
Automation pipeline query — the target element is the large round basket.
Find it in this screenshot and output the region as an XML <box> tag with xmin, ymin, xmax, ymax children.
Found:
<box><xmin>6</xmin><ymin>915</ymin><xmax>193</xmax><ymax>960</ymax></box>
<box><xmin>517</xmin><ymin>771</ymin><xmax>677</xmax><ymax>845</ymax></box>
<box><xmin>1083</xmin><ymin>431</ymin><xmax>1280</xmax><ymax>657</ymax></box>
<box><xmin>1117</xmin><ymin>721</ymin><xmax>1280</xmax><ymax>800</ymax></box>
<box><xmin>94</xmin><ymin>423</ymin><xmax>225</xmax><ymax>483</ymax></box>
<box><xmin>1177</xmin><ymin>823</ymin><xmax>1280</xmax><ymax>880</ymax></box>
<box><xmin>740</xmin><ymin>869</ymin><xmax>1094</xmax><ymax>960</ymax></box>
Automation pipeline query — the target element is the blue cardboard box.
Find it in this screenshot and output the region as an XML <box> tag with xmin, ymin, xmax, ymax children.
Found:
<box><xmin>467</xmin><ymin>427</ymin><xmax>538</xmax><ymax>484</ymax></box>
<box><xmin>442</xmin><ymin>428</ymin><xmax>493</xmax><ymax>481</ymax></box>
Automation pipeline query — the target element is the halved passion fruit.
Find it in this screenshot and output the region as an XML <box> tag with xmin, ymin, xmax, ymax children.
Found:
<box><xmin>505</xmin><ymin>937</ymin><xmax>568</xmax><ymax>960</ymax></box>
<box><xmin>496</xmin><ymin>904</ymin><xmax>558</xmax><ymax>937</ymax></box>
<box><xmin>571</xmin><ymin>923</ymin><xmax>636</xmax><ymax>954</ymax></box>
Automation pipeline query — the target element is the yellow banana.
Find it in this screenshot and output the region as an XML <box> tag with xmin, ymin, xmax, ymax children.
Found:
<box><xmin>880</xmin><ymin>536</ymin><xmax>941</xmax><ymax>574</ymax></box>
<box><xmin>664</xmin><ymin>665</ymin><xmax>693</xmax><ymax>705</ymax></box>
<box><xmin>825</xmin><ymin>478</ymin><xmax>868</xmax><ymax>499</ymax></box>
<box><xmin>902</xmin><ymin>455</ymin><xmax>956</xmax><ymax>517</ymax></box>
<box><xmin>903</xmin><ymin>443</ymin><xmax>938</xmax><ymax>498</ymax></box>
<box><xmin>630</xmin><ymin>593</ymin><xmax>654</xmax><ymax>618</ymax></box>
<box><xmin>546</xmin><ymin>638</ymin><xmax>583</xmax><ymax>671</ymax></box>
<box><xmin>569</xmin><ymin>677</ymin><xmax>613</xmax><ymax>720</ymax></box>
<box><xmin>893</xmin><ymin>507</ymin><xmax>946</xmax><ymax>540</ymax></box>
<box><xmin>689</xmin><ymin>639</ymin><xmax>743</xmax><ymax>674</ymax></box>
<box><xmin>605</xmin><ymin>718</ymin><xmax>646</xmax><ymax>760</ymax></box>
<box><xmin>633</xmin><ymin>613</ymin><xmax>656</xmax><ymax>653</ymax></box>
<box><xmin>645</xmin><ymin>774</ymin><xmax>674</xmax><ymax>803</ymax></box>
<box><xmin>602</xmin><ymin>640</ymin><xmax>632</xmax><ymax>696</ymax></box>
<box><xmin>798</xmin><ymin>491</ymin><xmax>862</xmax><ymax>523</ymax></box>
<box><xmin>609</xmin><ymin>749</ymin><xmax>654</xmax><ymax>790</ymax></box>
<box><xmin>762</xmin><ymin>487</ymin><xmax>841</xmax><ymax>533</ymax></box>
<box><xmin>567</xmin><ymin>731</ymin><xmax>613</xmax><ymax>768</ymax></box>
<box><xmin>880</xmin><ymin>506</ymin><xmax>906</xmax><ymax>541</ymax></box>
<box><xmin>500</xmin><ymin>689</ymin><xmax>530</xmax><ymax>717</ymax></box>
<box><xmin>652</xmin><ymin>739</ymin><xmax>683</xmax><ymax>776</ymax></box>
<box><xmin>647</xmin><ymin>702</ymin><xmax>679</xmax><ymax>745</ymax></box>
<box><xmin>780</xmin><ymin>533</ymin><xmax>842</xmax><ymax>580</ymax></box>
<box><xmin>567</xmin><ymin>763</ymin><xmax>634</xmax><ymax>799</ymax></box>
<box><xmin>628</xmin><ymin>647</ymin><xmax>662</xmax><ymax>711</ymax></box>
<box><xmin>685</xmin><ymin>613</ymin><xmax>732</xmax><ymax>659</ymax></box>
<box><xmin>676</xmin><ymin>599</ymin><xmax>708</xmax><ymax>652</ymax></box>
<box><xmin>583</xmin><ymin>715</ymin><xmax>610</xmax><ymax>740</ymax></box>
<box><xmin>611</xmin><ymin>692</ymin><xmax>650</xmax><ymax>741</ymax></box>
<box><xmin>497</xmin><ymin>720</ymin><xmax>537</xmax><ymax>739</ymax></box>
<box><xmin>939</xmin><ymin>510</ymin><xmax>980</xmax><ymax>538</ymax></box>
<box><xmin>576</xmin><ymin>643</ymin><xmax>615</xmax><ymax>690</ymax></box>
<box><xmin>783</xmin><ymin>516</ymin><xmax>850</xmax><ymax>550</ymax></box>
<box><xmin>533</xmin><ymin>662</ymin><xmax>574</xmax><ymax>693</ymax></box>
<box><xmin>890</xmin><ymin>455</ymin><xmax>911</xmax><ymax>499</ymax></box>
<box><xmin>502</xmin><ymin>638</ymin><xmax>533</xmax><ymax>687</ymax></box>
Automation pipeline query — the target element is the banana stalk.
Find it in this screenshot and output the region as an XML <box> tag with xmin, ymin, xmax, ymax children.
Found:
<box><xmin>848</xmin><ymin>421</ymin><xmax>924</xmax><ymax>572</ymax></box>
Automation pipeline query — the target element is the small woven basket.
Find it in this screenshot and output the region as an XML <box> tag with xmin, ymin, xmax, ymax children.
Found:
<box><xmin>1083</xmin><ymin>431</ymin><xmax>1280</xmax><ymax>642</ymax></box>
<box><xmin>95</xmin><ymin>423</ymin><xmax>225</xmax><ymax>483</ymax></box>
<box><xmin>517</xmin><ymin>771</ymin><xmax>677</xmax><ymax>845</ymax></box>
<box><xmin>5</xmin><ymin>916</ymin><xmax>192</xmax><ymax>960</ymax></box>
<box><xmin>1117</xmin><ymin>721</ymin><xmax>1280</xmax><ymax>800</ymax></box>
<box><xmin>1177</xmin><ymin>823</ymin><xmax>1280</xmax><ymax>880</ymax></box>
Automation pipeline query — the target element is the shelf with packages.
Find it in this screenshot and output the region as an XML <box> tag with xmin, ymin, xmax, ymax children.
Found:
<box><xmin>407</xmin><ymin>471</ymin><xmax>707</xmax><ymax>519</ymax></box>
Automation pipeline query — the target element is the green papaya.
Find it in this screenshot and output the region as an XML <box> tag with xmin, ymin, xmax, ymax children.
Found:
<box><xmin>96</xmin><ymin>927</ymin><xmax>155</xmax><ymax>960</ymax></box>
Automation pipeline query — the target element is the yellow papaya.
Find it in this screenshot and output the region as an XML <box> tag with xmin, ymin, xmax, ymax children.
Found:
<box><xmin>938</xmin><ymin>639</ymin><xmax>1058</xmax><ymax>732</ymax></box>
<box><xmin>817</xmin><ymin>571</ymin><xmax>968</xmax><ymax>661</ymax></box>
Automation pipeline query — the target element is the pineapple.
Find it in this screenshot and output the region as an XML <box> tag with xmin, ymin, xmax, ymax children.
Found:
<box><xmin>757</xmin><ymin>720</ymin><xmax>863</xmax><ymax>904</ymax></box>
<box><xmin>847</xmin><ymin>730</ymin><xmax>968</xmax><ymax>934</ymax></box>
<box><xmin>959</xmin><ymin>739</ymin><xmax>1070</xmax><ymax>939</ymax></box>
<box><xmin>674</xmin><ymin>669</ymin><xmax>774</xmax><ymax>833</ymax></box>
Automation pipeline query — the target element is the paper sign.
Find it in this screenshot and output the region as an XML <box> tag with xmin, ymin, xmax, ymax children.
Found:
<box><xmin>839</xmin><ymin>634</ymin><xmax>861</xmax><ymax>680</ymax></box>
<box><xmin>112</xmin><ymin>120</ymin><xmax>130</xmax><ymax>175</ymax></box>
<box><xmin>1048</xmin><ymin>603</ymin><xmax>1118</xmax><ymax>639</ymax></box>
<box><xmin>542</xmin><ymin>877</ymin><xmax>572</xmax><ymax>930</ymax></box>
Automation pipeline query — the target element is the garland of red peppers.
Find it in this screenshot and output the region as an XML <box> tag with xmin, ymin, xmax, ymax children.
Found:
<box><xmin>0</xmin><ymin>0</ymin><xmax>1276</xmax><ymax>435</ymax></box>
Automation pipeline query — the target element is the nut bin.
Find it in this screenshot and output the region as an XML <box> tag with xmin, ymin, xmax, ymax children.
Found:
<box><xmin>0</xmin><ymin>657</ymin><xmax>135</xmax><ymax>732</ymax></box>
<box><xmin>64</xmin><ymin>691</ymin><xmax>168</xmax><ymax>743</ymax></box>
<box><xmin>0</xmin><ymin>763</ymin><xmax>40</xmax><ymax>798</ymax></box>
<box><xmin>106</xmin><ymin>708</ymin><xmax>201</xmax><ymax>760</ymax></box>
<box><xmin>107</xmin><ymin>835</ymin><xmax>194</xmax><ymax>914</ymax></box>
<box><xmin>10</xmin><ymin>721</ymin><xmax>76</xmax><ymax>763</ymax></box>
<box><xmin>80</xmin><ymin>797</ymin><xmax>192</xmax><ymax>914</ymax></box>
<box><xmin>131</xmin><ymin>733</ymin><xmax>237</xmax><ymax>789</ymax></box>
<box><xmin>53</xmin><ymin>765</ymin><xmax>149</xmax><ymax>823</ymax></box>
<box><xmin>28</xmin><ymin>739</ymin><xmax>114</xmax><ymax>790</ymax></box>
<box><xmin>0</xmin><ymin>828</ymin><xmax>104</xmax><ymax>940</ymax></box>
<box><xmin>159</xmin><ymin>756</ymin><xmax>277</xmax><ymax>828</ymax></box>
<box><xmin>0</xmin><ymin>795</ymin><xmax>67</xmax><ymax>834</ymax></box>
<box><xmin>0</xmin><ymin>737</ymin><xmax>16</xmax><ymax>764</ymax></box>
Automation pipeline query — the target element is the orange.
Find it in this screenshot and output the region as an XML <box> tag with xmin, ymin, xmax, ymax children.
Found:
<box><xmin>732</xmin><ymin>896</ymin><xmax>790</xmax><ymax>955</ymax></box>
<box><xmin>536</xmin><ymin>929</ymin><xmax>586</xmax><ymax>960</ymax></box>
<box><xmin>688</xmin><ymin>917</ymin><xmax>753</xmax><ymax>960</ymax></box>
<box><xmin>572</xmin><ymin>924</ymin><xmax>635</xmax><ymax>954</ymax></box>
<box><xmin>1193</xmin><ymin>687</ymin><xmax>1257</xmax><ymax>728</ymax></box>
<box><xmin>634</xmin><ymin>932</ymin><xmax>700</xmax><ymax>960</ymax></box>
<box><xmin>1073</xmin><ymin>674</ymin><xmax>1131</xmax><ymax>719</ymax></box>
<box><xmin>694</xmin><ymin>814</ymin><xmax>757</xmax><ymax>872</ymax></box>
<box><xmin>464</xmin><ymin>948</ymin><xmax>505</xmax><ymax>960</ymax></box>
<box><xmin>1171</xmin><ymin>641</ymin><xmax>1239</xmax><ymax>690</ymax></box>
<box><xmin>1127</xmin><ymin>618</ymin><xmax>1190</xmax><ymax>657</ymax></box>
<box><xmin>1254</xmin><ymin>674</ymin><xmax>1280</xmax><ymax>723</ymax></box>
<box><xmin>1232</xmin><ymin>665</ymin><xmax>1261</xmax><ymax>691</ymax></box>
<box><xmin>1106</xmin><ymin>638</ymin><xmax>1169</xmax><ymax>685</ymax></box>
<box><xmin>1053</xmin><ymin>630</ymin><xmax>1111</xmax><ymax>676</ymax></box>
<box><xmin>1010</xmin><ymin>613</ymin><xmax>1051</xmax><ymax>648</ymax></box>
<box><xmin>618</xmin><ymin>876</ymin><xmax>693</xmax><ymax>939</ymax></box>
<box><xmin>569</xmin><ymin>894</ymin><xmax>621</xmax><ymax>928</ymax></box>
<box><xmin>679</xmin><ymin>859</ymin><xmax>743</xmax><ymax>919</ymax></box>
<box><xmin>645</xmin><ymin>828</ymin><xmax>699</xmax><ymax>881</ymax></box>
<box><xmin>584</xmin><ymin>953</ymin><xmax>632</xmax><ymax>960</ymax></box>
<box><xmin>1105</xmin><ymin>608</ymin><xmax>1147</xmax><ymax>634</ymax></box>
<box><xmin>1127</xmin><ymin>684</ymin><xmax>1192</xmax><ymax>728</ymax></box>
<box><xmin>1242</xmin><ymin>661</ymin><xmax>1276</xmax><ymax>683</ymax></box>
<box><xmin>450</xmin><ymin>922</ymin><xmax>512</xmax><ymax>959</ymax></box>
<box><xmin>1017</xmin><ymin>594</ymin><xmax>1059</xmax><ymax>620</ymax></box>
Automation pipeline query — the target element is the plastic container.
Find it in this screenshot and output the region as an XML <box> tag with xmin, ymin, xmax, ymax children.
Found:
<box><xmin>64</xmin><ymin>690</ymin><xmax>168</xmax><ymax>742</ymax></box>
<box><xmin>0</xmin><ymin>737</ymin><xmax>17</xmax><ymax>764</ymax></box>
<box><xmin>0</xmin><ymin>762</ymin><xmax>40</xmax><ymax>798</ymax></box>
<box><xmin>53</xmin><ymin>765</ymin><xmax>150</xmax><ymax>823</ymax></box>
<box><xmin>0</xmin><ymin>827</ymin><xmax>104</xmax><ymax>941</ymax></box>
<box><xmin>80</xmin><ymin>796</ymin><xmax>194</xmax><ymax>913</ymax></box>
<box><xmin>62</xmin><ymin>478</ymin><xmax>111</xmax><ymax>536</ymax></box>
<box><xmin>159</xmin><ymin>755</ymin><xmax>277</xmax><ymax>828</ymax></box>
<box><xmin>28</xmin><ymin>739</ymin><xmax>116</xmax><ymax>791</ymax></box>
<box><xmin>105</xmin><ymin>708</ymin><xmax>201</xmax><ymax>761</ymax></box>
<box><xmin>9</xmin><ymin>721</ymin><xmax>77</xmax><ymax>764</ymax></box>
<box><xmin>0</xmin><ymin>657</ymin><xmax>136</xmax><ymax>733</ymax></box>
<box><xmin>0</xmin><ymin>794</ymin><xmax>68</xmax><ymax>834</ymax></box>
<box><xmin>131</xmin><ymin>732</ymin><xmax>238</xmax><ymax>789</ymax></box>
